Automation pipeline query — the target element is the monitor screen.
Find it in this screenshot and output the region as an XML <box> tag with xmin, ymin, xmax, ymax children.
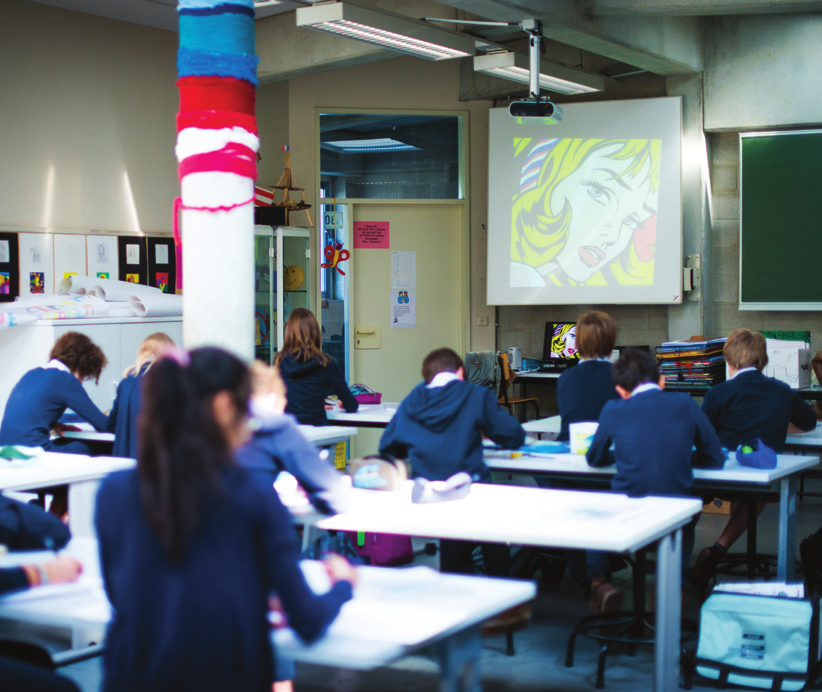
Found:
<box><xmin>543</xmin><ymin>322</ymin><xmax>579</xmax><ymax>360</ymax></box>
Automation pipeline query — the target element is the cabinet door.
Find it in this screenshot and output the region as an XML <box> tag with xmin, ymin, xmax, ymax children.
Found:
<box><xmin>254</xmin><ymin>233</ymin><xmax>274</xmax><ymax>363</ymax></box>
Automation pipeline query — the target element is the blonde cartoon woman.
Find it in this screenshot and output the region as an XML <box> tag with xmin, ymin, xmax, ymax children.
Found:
<box><xmin>550</xmin><ymin>323</ymin><xmax>577</xmax><ymax>358</ymax></box>
<box><xmin>511</xmin><ymin>138</ymin><xmax>661</xmax><ymax>288</ymax></box>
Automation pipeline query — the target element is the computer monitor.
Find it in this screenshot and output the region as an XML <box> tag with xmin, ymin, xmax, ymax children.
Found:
<box><xmin>543</xmin><ymin>322</ymin><xmax>580</xmax><ymax>361</ymax></box>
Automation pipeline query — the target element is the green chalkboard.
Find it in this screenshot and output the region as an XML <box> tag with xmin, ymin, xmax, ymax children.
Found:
<box><xmin>740</xmin><ymin>130</ymin><xmax>822</xmax><ymax>308</ymax></box>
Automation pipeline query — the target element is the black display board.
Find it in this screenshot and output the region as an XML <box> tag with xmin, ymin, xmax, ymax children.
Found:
<box><xmin>0</xmin><ymin>232</ymin><xmax>20</xmax><ymax>302</ymax></box>
<box><xmin>117</xmin><ymin>236</ymin><xmax>148</xmax><ymax>286</ymax></box>
<box><xmin>147</xmin><ymin>237</ymin><xmax>176</xmax><ymax>293</ymax></box>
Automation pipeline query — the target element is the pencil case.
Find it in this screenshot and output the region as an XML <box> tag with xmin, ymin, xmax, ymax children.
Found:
<box><xmin>350</xmin><ymin>383</ymin><xmax>382</xmax><ymax>404</ymax></box>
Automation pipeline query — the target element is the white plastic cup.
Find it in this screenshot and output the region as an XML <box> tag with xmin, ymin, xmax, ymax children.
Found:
<box><xmin>569</xmin><ymin>422</ymin><xmax>599</xmax><ymax>455</ymax></box>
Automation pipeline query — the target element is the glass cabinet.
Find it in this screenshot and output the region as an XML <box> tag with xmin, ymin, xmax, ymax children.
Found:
<box><xmin>254</xmin><ymin>225</ymin><xmax>311</xmax><ymax>363</ymax></box>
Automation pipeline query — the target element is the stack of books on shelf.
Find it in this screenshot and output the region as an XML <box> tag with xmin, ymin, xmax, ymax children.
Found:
<box><xmin>656</xmin><ymin>337</ymin><xmax>728</xmax><ymax>390</ymax></box>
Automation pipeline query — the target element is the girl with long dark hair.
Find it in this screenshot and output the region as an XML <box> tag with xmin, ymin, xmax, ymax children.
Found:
<box><xmin>95</xmin><ymin>347</ymin><xmax>356</xmax><ymax>691</ymax></box>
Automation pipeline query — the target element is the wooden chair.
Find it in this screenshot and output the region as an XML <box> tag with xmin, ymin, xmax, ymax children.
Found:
<box><xmin>497</xmin><ymin>352</ymin><xmax>540</xmax><ymax>420</ymax></box>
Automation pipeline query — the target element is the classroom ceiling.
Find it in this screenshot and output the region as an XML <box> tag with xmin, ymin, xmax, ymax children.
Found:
<box><xmin>27</xmin><ymin>0</ymin><xmax>822</xmax><ymax>33</ymax></box>
<box><xmin>25</xmin><ymin>0</ymin><xmax>822</xmax><ymax>81</ymax></box>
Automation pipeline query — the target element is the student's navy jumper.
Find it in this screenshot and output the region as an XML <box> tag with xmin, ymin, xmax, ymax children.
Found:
<box><xmin>702</xmin><ymin>369</ymin><xmax>816</xmax><ymax>452</ymax></box>
<box><xmin>106</xmin><ymin>364</ymin><xmax>149</xmax><ymax>458</ymax></box>
<box><xmin>556</xmin><ymin>360</ymin><xmax>620</xmax><ymax>441</ymax></box>
<box><xmin>236</xmin><ymin>413</ymin><xmax>351</xmax><ymax>515</ymax></box>
<box><xmin>278</xmin><ymin>354</ymin><xmax>358</xmax><ymax>426</ymax></box>
<box><xmin>587</xmin><ymin>388</ymin><xmax>725</xmax><ymax>498</ymax></box>
<box><xmin>96</xmin><ymin>466</ymin><xmax>352</xmax><ymax>692</ymax></box>
<box><xmin>0</xmin><ymin>368</ymin><xmax>107</xmax><ymax>451</ymax></box>
<box><xmin>379</xmin><ymin>379</ymin><xmax>525</xmax><ymax>481</ymax></box>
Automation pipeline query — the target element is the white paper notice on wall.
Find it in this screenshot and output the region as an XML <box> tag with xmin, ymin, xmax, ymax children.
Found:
<box><xmin>0</xmin><ymin>240</ymin><xmax>9</xmax><ymax>263</ymax></box>
<box><xmin>19</xmin><ymin>233</ymin><xmax>54</xmax><ymax>297</ymax></box>
<box><xmin>87</xmin><ymin>235</ymin><xmax>118</xmax><ymax>281</ymax></box>
<box><xmin>126</xmin><ymin>243</ymin><xmax>140</xmax><ymax>265</ymax></box>
<box><xmin>390</xmin><ymin>289</ymin><xmax>415</xmax><ymax>329</ymax></box>
<box><xmin>155</xmin><ymin>244</ymin><xmax>169</xmax><ymax>265</ymax></box>
<box><xmin>53</xmin><ymin>234</ymin><xmax>87</xmax><ymax>283</ymax></box>
<box><xmin>391</xmin><ymin>251</ymin><xmax>416</xmax><ymax>290</ymax></box>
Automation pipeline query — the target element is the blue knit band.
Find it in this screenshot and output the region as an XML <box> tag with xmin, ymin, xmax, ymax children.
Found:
<box><xmin>179</xmin><ymin>13</ymin><xmax>255</xmax><ymax>54</ymax></box>
<box><xmin>178</xmin><ymin>48</ymin><xmax>259</xmax><ymax>85</ymax></box>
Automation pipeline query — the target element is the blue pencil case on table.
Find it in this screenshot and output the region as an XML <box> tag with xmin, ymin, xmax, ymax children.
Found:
<box><xmin>487</xmin><ymin>441</ymin><xmax>570</xmax><ymax>455</ymax></box>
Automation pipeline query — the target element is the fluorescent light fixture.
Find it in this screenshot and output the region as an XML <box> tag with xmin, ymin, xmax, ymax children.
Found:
<box><xmin>296</xmin><ymin>1</ymin><xmax>476</xmax><ymax>61</ymax></box>
<box><xmin>325</xmin><ymin>138</ymin><xmax>420</xmax><ymax>153</ymax></box>
<box><xmin>474</xmin><ymin>51</ymin><xmax>605</xmax><ymax>95</ymax></box>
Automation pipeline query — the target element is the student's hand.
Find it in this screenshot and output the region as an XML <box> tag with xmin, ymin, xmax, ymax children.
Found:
<box><xmin>324</xmin><ymin>403</ymin><xmax>334</xmax><ymax>410</ymax></box>
<box><xmin>50</xmin><ymin>423</ymin><xmax>81</xmax><ymax>437</ymax></box>
<box><xmin>43</xmin><ymin>557</ymin><xmax>83</xmax><ymax>584</ymax></box>
<box><xmin>323</xmin><ymin>554</ymin><xmax>358</xmax><ymax>588</ymax></box>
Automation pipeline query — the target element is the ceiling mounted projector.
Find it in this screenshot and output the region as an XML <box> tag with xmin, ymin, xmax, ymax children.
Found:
<box><xmin>508</xmin><ymin>99</ymin><xmax>563</xmax><ymax>121</ymax></box>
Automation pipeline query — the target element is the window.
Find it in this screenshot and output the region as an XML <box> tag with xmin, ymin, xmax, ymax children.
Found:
<box><xmin>320</xmin><ymin>113</ymin><xmax>463</xmax><ymax>200</ymax></box>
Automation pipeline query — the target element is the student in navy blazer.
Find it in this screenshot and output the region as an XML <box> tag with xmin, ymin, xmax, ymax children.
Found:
<box><xmin>380</xmin><ymin>347</ymin><xmax>524</xmax><ymax>577</ymax></box>
<box><xmin>556</xmin><ymin>310</ymin><xmax>620</xmax><ymax>442</ymax></box>
<box><xmin>586</xmin><ymin>348</ymin><xmax>724</xmax><ymax>613</ymax></box>
<box><xmin>276</xmin><ymin>308</ymin><xmax>358</xmax><ymax>426</ymax></box>
<box><xmin>96</xmin><ymin>348</ymin><xmax>356</xmax><ymax>692</ymax></box>
<box><xmin>0</xmin><ymin>332</ymin><xmax>108</xmax><ymax>455</ymax></box>
<box><xmin>691</xmin><ymin>328</ymin><xmax>816</xmax><ymax>589</ymax></box>
<box><xmin>106</xmin><ymin>332</ymin><xmax>175</xmax><ymax>458</ymax></box>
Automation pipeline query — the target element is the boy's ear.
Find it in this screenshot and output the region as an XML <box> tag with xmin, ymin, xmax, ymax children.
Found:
<box><xmin>615</xmin><ymin>385</ymin><xmax>631</xmax><ymax>400</ymax></box>
<box><xmin>658</xmin><ymin>375</ymin><xmax>666</xmax><ymax>390</ymax></box>
<box><xmin>456</xmin><ymin>367</ymin><xmax>465</xmax><ymax>381</ymax></box>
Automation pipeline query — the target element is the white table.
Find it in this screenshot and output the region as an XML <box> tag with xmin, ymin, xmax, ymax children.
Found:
<box><xmin>0</xmin><ymin>453</ymin><xmax>135</xmax><ymax>538</ymax></box>
<box><xmin>484</xmin><ymin>449</ymin><xmax>817</xmax><ymax>582</ymax></box>
<box><xmin>326</xmin><ymin>403</ymin><xmax>398</xmax><ymax>429</ymax></box>
<box><xmin>310</xmin><ymin>482</ymin><xmax>700</xmax><ymax>692</ymax></box>
<box><xmin>60</xmin><ymin>423</ymin><xmax>357</xmax><ymax>449</ymax></box>
<box><xmin>522</xmin><ymin>415</ymin><xmax>561</xmax><ymax>439</ymax></box>
<box><xmin>0</xmin><ymin>540</ymin><xmax>535</xmax><ymax>691</ymax></box>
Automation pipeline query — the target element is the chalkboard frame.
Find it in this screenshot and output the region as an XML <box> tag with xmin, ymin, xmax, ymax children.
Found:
<box><xmin>739</xmin><ymin>129</ymin><xmax>822</xmax><ymax>311</ymax></box>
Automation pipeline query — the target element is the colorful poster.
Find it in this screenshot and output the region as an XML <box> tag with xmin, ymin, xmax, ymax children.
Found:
<box><xmin>0</xmin><ymin>272</ymin><xmax>9</xmax><ymax>294</ymax></box>
<box><xmin>353</xmin><ymin>221</ymin><xmax>390</xmax><ymax>249</ymax></box>
<box><xmin>155</xmin><ymin>272</ymin><xmax>169</xmax><ymax>292</ymax></box>
<box><xmin>53</xmin><ymin>234</ymin><xmax>87</xmax><ymax>282</ymax></box>
<box><xmin>29</xmin><ymin>272</ymin><xmax>44</xmax><ymax>294</ymax></box>
<box><xmin>19</xmin><ymin>233</ymin><xmax>54</xmax><ymax>297</ymax></box>
<box><xmin>390</xmin><ymin>289</ymin><xmax>415</xmax><ymax>328</ymax></box>
<box><xmin>126</xmin><ymin>274</ymin><xmax>139</xmax><ymax>283</ymax></box>
<box><xmin>87</xmin><ymin>235</ymin><xmax>118</xmax><ymax>283</ymax></box>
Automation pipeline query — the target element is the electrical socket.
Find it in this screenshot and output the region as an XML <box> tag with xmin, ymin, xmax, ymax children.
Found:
<box><xmin>476</xmin><ymin>316</ymin><xmax>490</xmax><ymax>327</ymax></box>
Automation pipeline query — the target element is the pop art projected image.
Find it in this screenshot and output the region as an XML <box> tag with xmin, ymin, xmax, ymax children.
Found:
<box><xmin>487</xmin><ymin>98</ymin><xmax>682</xmax><ymax>306</ymax></box>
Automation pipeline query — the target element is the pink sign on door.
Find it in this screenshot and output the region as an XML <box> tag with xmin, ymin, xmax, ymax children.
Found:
<box><xmin>353</xmin><ymin>221</ymin><xmax>390</xmax><ymax>249</ymax></box>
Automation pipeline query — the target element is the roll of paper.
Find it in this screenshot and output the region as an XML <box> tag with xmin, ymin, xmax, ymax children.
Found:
<box><xmin>90</xmin><ymin>278</ymin><xmax>162</xmax><ymax>302</ymax></box>
<box><xmin>57</xmin><ymin>275</ymin><xmax>99</xmax><ymax>295</ymax></box>
<box><xmin>128</xmin><ymin>293</ymin><xmax>183</xmax><ymax>318</ymax></box>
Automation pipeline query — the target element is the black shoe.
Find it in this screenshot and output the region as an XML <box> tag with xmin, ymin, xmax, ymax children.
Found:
<box><xmin>688</xmin><ymin>546</ymin><xmax>722</xmax><ymax>591</ymax></box>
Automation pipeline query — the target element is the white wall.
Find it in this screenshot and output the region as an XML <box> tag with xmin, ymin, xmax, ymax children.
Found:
<box><xmin>0</xmin><ymin>1</ymin><xmax>178</xmax><ymax>233</ymax></box>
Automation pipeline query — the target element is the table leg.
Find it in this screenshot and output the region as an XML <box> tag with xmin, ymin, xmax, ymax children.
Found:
<box><xmin>434</xmin><ymin>625</ymin><xmax>482</xmax><ymax>692</ymax></box>
<box><xmin>655</xmin><ymin>528</ymin><xmax>682</xmax><ymax>692</ymax></box>
<box><xmin>68</xmin><ymin>480</ymin><xmax>101</xmax><ymax>539</ymax></box>
<box><xmin>777</xmin><ymin>475</ymin><xmax>798</xmax><ymax>582</ymax></box>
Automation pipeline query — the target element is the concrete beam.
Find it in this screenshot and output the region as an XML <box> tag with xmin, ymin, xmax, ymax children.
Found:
<box><xmin>439</xmin><ymin>0</ymin><xmax>702</xmax><ymax>75</ymax></box>
<box><xmin>587</xmin><ymin>0</ymin><xmax>822</xmax><ymax>17</ymax></box>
